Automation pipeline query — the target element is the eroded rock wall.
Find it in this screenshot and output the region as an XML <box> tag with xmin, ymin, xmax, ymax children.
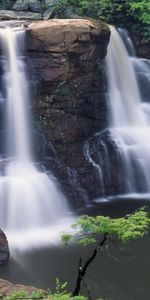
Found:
<box><xmin>26</xmin><ymin>19</ymin><xmax>110</xmax><ymax>208</ymax></box>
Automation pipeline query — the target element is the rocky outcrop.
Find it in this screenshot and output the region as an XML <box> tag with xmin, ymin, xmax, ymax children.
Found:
<box><xmin>13</xmin><ymin>0</ymin><xmax>29</xmax><ymax>11</ymax></box>
<box><xmin>0</xmin><ymin>279</ymin><xmax>38</xmax><ymax>297</ymax></box>
<box><xmin>0</xmin><ymin>0</ymin><xmax>15</xmax><ymax>10</ymax></box>
<box><xmin>26</xmin><ymin>19</ymin><xmax>110</xmax><ymax>207</ymax></box>
<box><xmin>0</xmin><ymin>10</ymin><xmax>42</xmax><ymax>20</ymax></box>
<box><xmin>13</xmin><ymin>0</ymin><xmax>43</xmax><ymax>13</ymax></box>
<box><xmin>28</xmin><ymin>0</ymin><xmax>43</xmax><ymax>13</ymax></box>
<box><xmin>43</xmin><ymin>7</ymin><xmax>55</xmax><ymax>20</ymax></box>
<box><xmin>0</xmin><ymin>229</ymin><xmax>9</xmax><ymax>265</ymax></box>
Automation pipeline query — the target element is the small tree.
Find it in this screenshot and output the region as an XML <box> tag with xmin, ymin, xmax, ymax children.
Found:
<box><xmin>62</xmin><ymin>207</ymin><xmax>150</xmax><ymax>297</ymax></box>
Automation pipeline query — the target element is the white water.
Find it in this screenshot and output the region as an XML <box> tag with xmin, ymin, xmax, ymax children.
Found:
<box><xmin>0</xmin><ymin>26</ymin><xmax>72</xmax><ymax>250</ymax></box>
<box><xmin>106</xmin><ymin>26</ymin><xmax>150</xmax><ymax>193</ymax></box>
<box><xmin>0</xmin><ymin>27</ymin><xmax>31</xmax><ymax>161</ymax></box>
<box><xmin>83</xmin><ymin>140</ymin><xmax>105</xmax><ymax>194</ymax></box>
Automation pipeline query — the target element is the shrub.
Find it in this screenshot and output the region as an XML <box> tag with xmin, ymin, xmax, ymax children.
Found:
<box><xmin>54</xmin><ymin>0</ymin><xmax>150</xmax><ymax>42</ymax></box>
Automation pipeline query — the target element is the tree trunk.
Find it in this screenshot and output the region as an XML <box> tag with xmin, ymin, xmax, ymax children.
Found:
<box><xmin>72</xmin><ymin>233</ymin><xmax>108</xmax><ymax>296</ymax></box>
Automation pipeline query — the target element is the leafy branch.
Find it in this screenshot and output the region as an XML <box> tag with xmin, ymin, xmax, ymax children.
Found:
<box><xmin>61</xmin><ymin>207</ymin><xmax>150</xmax><ymax>296</ymax></box>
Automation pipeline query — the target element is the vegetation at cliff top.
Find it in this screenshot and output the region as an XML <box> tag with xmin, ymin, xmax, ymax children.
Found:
<box><xmin>54</xmin><ymin>0</ymin><xmax>150</xmax><ymax>42</ymax></box>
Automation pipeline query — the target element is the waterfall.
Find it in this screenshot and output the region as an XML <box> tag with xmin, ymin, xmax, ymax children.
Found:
<box><xmin>105</xmin><ymin>26</ymin><xmax>150</xmax><ymax>194</ymax></box>
<box><xmin>0</xmin><ymin>25</ymin><xmax>71</xmax><ymax>249</ymax></box>
<box><xmin>84</xmin><ymin>26</ymin><xmax>150</xmax><ymax>198</ymax></box>
<box><xmin>0</xmin><ymin>27</ymin><xmax>31</xmax><ymax>162</ymax></box>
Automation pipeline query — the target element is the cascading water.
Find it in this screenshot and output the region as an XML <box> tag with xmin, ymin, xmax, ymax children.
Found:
<box><xmin>106</xmin><ymin>26</ymin><xmax>150</xmax><ymax>194</ymax></box>
<box><xmin>0</xmin><ymin>25</ymin><xmax>71</xmax><ymax>249</ymax></box>
<box><xmin>84</xmin><ymin>26</ymin><xmax>150</xmax><ymax>197</ymax></box>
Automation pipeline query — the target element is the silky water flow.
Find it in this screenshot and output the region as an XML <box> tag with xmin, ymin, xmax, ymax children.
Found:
<box><xmin>106</xmin><ymin>26</ymin><xmax>150</xmax><ymax>194</ymax></box>
<box><xmin>84</xmin><ymin>26</ymin><xmax>150</xmax><ymax>198</ymax></box>
<box><xmin>0</xmin><ymin>26</ymin><xmax>72</xmax><ymax>250</ymax></box>
<box><xmin>106</xmin><ymin>26</ymin><xmax>150</xmax><ymax>193</ymax></box>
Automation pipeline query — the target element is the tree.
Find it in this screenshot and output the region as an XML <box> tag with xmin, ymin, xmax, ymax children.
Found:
<box><xmin>62</xmin><ymin>207</ymin><xmax>150</xmax><ymax>297</ymax></box>
<box><xmin>53</xmin><ymin>0</ymin><xmax>150</xmax><ymax>42</ymax></box>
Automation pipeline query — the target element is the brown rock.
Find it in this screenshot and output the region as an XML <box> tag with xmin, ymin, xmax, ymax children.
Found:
<box><xmin>26</xmin><ymin>19</ymin><xmax>110</xmax><ymax>86</ymax></box>
<box><xmin>25</xmin><ymin>19</ymin><xmax>110</xmax><ymax>206</ymax></box>
<box><xmin>0</xmin><ymin>229</ymin><xmax>9</xmax><ymax>265</ymax></box>
<box><xmin>0</xmin><ymin>278</ymin><xmax>40</xmax><ymax>297</ymax></box>
<box><xmin>27</xmin><ymin>19</ymin><xmax>110</xmax><ymax>53</ymax></box>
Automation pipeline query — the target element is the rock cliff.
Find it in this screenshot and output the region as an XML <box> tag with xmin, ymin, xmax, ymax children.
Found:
<box><xmin>0</xmin><ymin>229</ymin><xmax>9</xmax><ymax>265</ymax></box>
<box><xmin>26</xmin><ymin>19</ymin><xmax>110</xmax><ymax>208</ymax></box>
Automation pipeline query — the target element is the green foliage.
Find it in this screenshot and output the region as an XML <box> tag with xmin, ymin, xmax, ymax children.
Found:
<box><xmin>4</xmin><ymin>287</ymin><xmax>88</xmax><ymax>300</ymax></box>
<box><xmin>62</xmin><ymin>207</ymin><xmax>150</xmax><ymax>245</ymax></box>
<box><xmin>130</xmin><ymin>1</ymin><xmax>150</xmax><ymax>24</ymax></box>
<box><xmin>61</xmin><ymin>233</ymin><xmax>73</xmax><ymax>245</ymax></box>
<box><xmin>4</xmin><ymin>290</ymin><xmax>29</xmax><ymax>300</ymax></box>
<box><xmin>55</xmin><ymin>278</ymin><xmax>68</xmax><ymax>295</ymax></box>
<box><xmin>49</xmin><ymin>293</ymin><xmax>87</xmax><ymax>300</ymax></box>
<box><xmin>4</xmin><ymin>289</ymin><xmax>46</xmax><ymax>300</ymax></box>
<box><xmin>30</xmin><ymin>290</ymin><xmax>46</xmax><ymax>299</ymax></box>
<box><xmin>54</xmin><ymin>0</ymin><xmax>150</xmax><ymax>41</ymax></box>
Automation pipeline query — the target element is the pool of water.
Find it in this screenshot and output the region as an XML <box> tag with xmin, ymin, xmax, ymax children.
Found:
<box><xmin>0</xmin><ymin>198</ymin><xmax>150</xmax><ymax>300</ymax></box>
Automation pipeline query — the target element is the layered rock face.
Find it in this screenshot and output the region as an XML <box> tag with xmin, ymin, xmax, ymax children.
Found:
<box><xmin>26</xmin><ymin>19</ymin><xmax>110</xmax><ymax>207</ymax></box>
<box><xmin>0</xmin><ymin>229</ymin><xmax>9</xmax><ymax>265</ymax></box>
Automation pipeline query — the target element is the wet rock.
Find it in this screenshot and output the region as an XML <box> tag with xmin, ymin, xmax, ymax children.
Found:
<box><xmin>13</xmin><ymin>0</ymin><xmax>29</xmax><ymax>11</ymax></box>
<box><xmin>137</xmin><ymin>43</ymin><xmax>150</xmax><ymax>59</ymax></box>
<box><xmin>25</xmin><ymin>19</ymin><xmax>110</xmax><ymax>207</ymax></box>
<box><xmin>29</xmin><ymin>0</ymin><xmax>43</xmax><ymax>13</ymax></box>
<box><xmin>0</xmin><ymin>229</ymin><xmax>9</xmax><ymax>265</ymax></box>
<box><xmin>0</xmin><ymin>10</ymin><xmax>42</xmax><ymax>20</ymax></box>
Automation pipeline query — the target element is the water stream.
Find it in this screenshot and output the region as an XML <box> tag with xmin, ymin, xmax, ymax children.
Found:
<box><xmin>0</xmin><ymin>25</ymin><xmax>72</xmax><ymax>250</ymax></box>
<box><xmin>84</xmin><ymin>26</ymin><xmax>150</xmax><ymax>197</ymax></box>
<box><xmin>0</xmin><ymin>23</ymin><xmax>150</xmax><ymax>300</ymax></box>
<box><xmin>106</xmin><ymin>26</ymin><xmax>150</xmax><ymax>193</ymax></box>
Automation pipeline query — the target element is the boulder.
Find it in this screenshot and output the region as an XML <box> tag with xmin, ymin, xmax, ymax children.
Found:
<box><xmin>43</xmin><ymin>0</ymin><xmax>60</xmax><ymax>18</ymax></box>
<box><xmin>29</xmin><ymin>0</ymin><xmax>43</xmax><ymax>13</ymax></box>
<box><xmin>0</xmin><ymin>0</ymin><xmax>15</xmax><ymax>10</ymax></box>
<box><xmin>0</xmin><ymin>229</ymin><xmax>9</xmax><ymax>265</ymax></box>
<box><xmin>64</xmin><ymin>6</ymin><xmax>81</xmax><ymax>19</ymax></box>
<box><xmin>0</xmin><ymin>10</ymin><xmax>42</xmax><ymax>20</ymax></box>
<box><xmin>43</xmin><ymin>7</ymin><xmax>55</xmax><ymax>19</ymax></box>
<box><xmin>27</xmin><ymin>19</ymin><xmax>110</xmax><ymax>54</ymax></box>
<box><xmin>13</xmin><ymin>0</ymin><xmax>29</xmax><ymax>11</ymax></box>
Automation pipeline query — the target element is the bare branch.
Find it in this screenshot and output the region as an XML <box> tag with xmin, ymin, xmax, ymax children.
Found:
<box><xmin>105</xmin><ymin>244</ymin><xmax>120</xmax><ymax>263</ymax></box>
<box><xmin>72</xmin><ymin>233</ymin><xmax>108</xmax><ymax>296</ymax></box>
